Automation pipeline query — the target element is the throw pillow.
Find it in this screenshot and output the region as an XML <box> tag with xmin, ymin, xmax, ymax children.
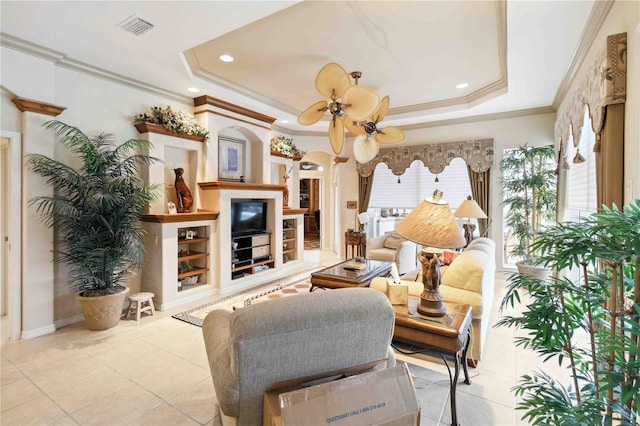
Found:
<box><xmin>442</xmin><ymin>250</ymin><xmax>460</xmax><ymax>265</ymax></box>
<box><xmin>383</xmin><ymin>236</ymin><xmax>405</xmax><ymax>249</ymax></box>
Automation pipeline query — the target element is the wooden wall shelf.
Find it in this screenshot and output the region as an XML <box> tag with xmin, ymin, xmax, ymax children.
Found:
<box><xmin>134</xmin><ymin>122</ymin><xmax>206</xmax><ymax>142</ymax></box>
<box><xmin>199</xmin><ymin>181</ymin><xmax>285</xmax><ymax>192</ymax></box>
<box><xmin>141</xmin><ymin>212</ymin><xmax>219</xmax><ymax>223</ymax></box>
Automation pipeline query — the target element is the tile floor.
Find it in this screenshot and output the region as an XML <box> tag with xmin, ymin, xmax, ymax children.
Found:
<box><xmin>1</xmin><ymin>250</ymin><xmax>560</xmax><ymax>425</ymax></box>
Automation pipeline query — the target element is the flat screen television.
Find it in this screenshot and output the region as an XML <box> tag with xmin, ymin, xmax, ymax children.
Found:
<box><xmin>231</xmin><ymin>199</ymin><xmax>267</xmax><ymax>236</ymax></box>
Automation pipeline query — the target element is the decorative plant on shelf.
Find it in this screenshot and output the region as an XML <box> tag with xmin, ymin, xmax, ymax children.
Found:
<box><xmin>497</xmin><ymin>200</ymin><xmax>640</xmax><ymax>425</ymax></box>
<box><xmin>270</xmin><ymin>135</ymin><xmax>305</xmax><ymax>158</ymax></box>
<box><xmin>134</xmin><ymin>105</ymin><xmax>209</xmax><ymax>140</ymax></box>
<box><xmin>27</xmin><ymin>121</ymin><xmax>161</xmax><ymax>330</ymax></box>
<box><xmin>500</xmin><ymin>143</ymin><xmax>557</xmax><ymax>274</ymax></box>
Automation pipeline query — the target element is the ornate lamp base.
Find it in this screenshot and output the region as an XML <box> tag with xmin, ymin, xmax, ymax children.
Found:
<box><xmin>417</xmin><ymin>289</ymin><xmax>447</xmax><ymax>317</ymax></box>
<box><xmin>462</xmin><ymin>222</ymin><xmax>476</xmax><ymax>247</ymax></box>
<box><xmin>417</xmin><ymin>248</ymin><xmax>447</xmax><ymax>317</ymax></box>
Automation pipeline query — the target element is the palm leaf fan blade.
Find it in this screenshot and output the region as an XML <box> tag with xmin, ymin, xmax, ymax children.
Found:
<box><xmin>328</xmin><ymin>116</ymin><xmax>345</xmax><ymax>154</ymax></box>
<box><xmin>376</xmin><ymin>126</ymin><xmax>405</xmax><ymax>144</ymax></box>
<box><xmin>372</xmin><ymin>96</ymin><xmax>390</xmax><ymax>123</ymax></box>
<box><xmin>315</xmin><ymin>62</ymin><xmax>351</xmax><ymax>99</ymax></box>
<box><xmin>344</xmin><ymin>118</ymin><xmax>365</xmax><ymax>135</ymax></box>
<box><xmin>342</xmin><ymin>86</ymin><xmax>379</xmax><ymax>121</ymax></box>
<box><xmin>353</xmin><ymin>134</ymin><xmax>379</xmax><ymax>164</ymax></box>
<box><xmin>298</xmin><ymin>101</ymin><xmax>327</xmax><ymax>125</ymax></box>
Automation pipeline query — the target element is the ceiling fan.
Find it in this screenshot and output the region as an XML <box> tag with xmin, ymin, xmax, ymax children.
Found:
<box><xmin>297</xmin><ymin>63</ymin><xmax>379</xmax><ymax>155</ymax></box>
<box><xmin>346</xmin><ymin>95</ymin><xmax>405</xmax><ymax>164</ymax></box>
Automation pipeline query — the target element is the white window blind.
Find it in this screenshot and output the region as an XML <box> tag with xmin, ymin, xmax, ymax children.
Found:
<box><xmin>565</xmin><ymin>108</ymin><xmax>597</xmax><ymax>222</ymax></box>
<box><xmin>368</xmin><ymin>158</ymin><xmax>472</xmax><ymax>210</ymax></box>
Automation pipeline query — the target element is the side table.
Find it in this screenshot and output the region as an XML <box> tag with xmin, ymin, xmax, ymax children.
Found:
<box><xmin>344</xmin><ymin>230</ymin><xmax>366</xmax><ymax>259</ymax></box>
<box><xmin>392</xmin><ymin>297</ymin><xmax>472</xmax><ymax>426</ymax></box>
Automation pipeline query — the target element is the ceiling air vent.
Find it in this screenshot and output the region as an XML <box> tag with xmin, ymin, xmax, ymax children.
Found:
<box><xmin>118</xmin><ymin>15</ymin><xmax>154</xmax><ymax>36</ymax></box>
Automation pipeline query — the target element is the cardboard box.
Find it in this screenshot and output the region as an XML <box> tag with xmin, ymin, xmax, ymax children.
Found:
<box><xmin>263</xmin><ymin>362</ymin><xmax>420</xmax><ymax>426</ymax></box>
<box><xmin>387</xmin><ymin>280</ymin><xmax>409</xmax><ymax>305</ymax></box>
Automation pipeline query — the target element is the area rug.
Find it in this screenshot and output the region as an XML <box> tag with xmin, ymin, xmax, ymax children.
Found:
<box><xmin>172</xmin><ymin>269</ymin><xmax>315</xmax><ymax>327</ymax></box>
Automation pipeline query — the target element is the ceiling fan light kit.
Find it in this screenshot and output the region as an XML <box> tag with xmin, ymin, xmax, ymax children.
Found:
<box><xmin>298</xmin><ymin>62</ymin><xmax>405</xmax><ymax>160</ymax></box>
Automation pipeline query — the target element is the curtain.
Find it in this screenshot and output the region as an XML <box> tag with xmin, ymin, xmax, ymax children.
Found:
<box><xmin>595</xmin><ymin>103</ymin><xmax>625</xmax><ymax>210</ymax></box>
<box><xmin>467</xmin><ymin>167</ymin><xmax>490</xmax><ymax>236</ymax></box>
<box><xmin>356</xmin><ymin>139</ymin><xmax>493</xmax><ymax>177</ymax></box>
<box><xmin>555</xmin><ymin>33</ymin><xmax>626</xmax><ymax>211</ymax></box>
<box><xmin>358</xmin><ymin>169</ymin><xmax>375</xmax><ymax>231</ymax></box>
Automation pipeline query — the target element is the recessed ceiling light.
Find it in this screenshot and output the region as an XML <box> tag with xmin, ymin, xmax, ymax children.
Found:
<box><xmin>219</xmin><ymin>54</ymin><xmax>234</xmax><ymax>63</ymax></box>
<box><xmin>280</xmin><ymin>119</ymin><xmax>289</xmax><ymax>124</ymax></box>
<box><xmin>456</xmin><ymin>83</ymin><xmax>469</xmax><ymax>89</ymax></box>
<box><xmin>187</xmin><ymin>87</ymin><xmax>200</xmax><ymax>93</ymax></box>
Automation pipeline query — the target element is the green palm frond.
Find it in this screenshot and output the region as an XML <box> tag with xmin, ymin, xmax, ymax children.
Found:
<box><xmin>26</xmin><ymin>120</ymin><xmax>161</xmax><ymax>293</ymax></box>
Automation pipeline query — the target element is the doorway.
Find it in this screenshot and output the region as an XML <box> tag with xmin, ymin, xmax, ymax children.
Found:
<box><xmin>300</xmin><ymin>178</ymin><xmax>320</xmax><ymax>250</ymax></box>
<box><xmin>1</xmin><ymin>132</ymin><xmax>22</xmax><ymax>341</ymax></box>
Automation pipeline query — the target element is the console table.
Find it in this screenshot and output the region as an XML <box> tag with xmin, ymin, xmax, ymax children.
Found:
<box><xmin>344</xmin><ymin>230</ymin><xmax>366</xmax><ymax>259</ymax></box>
<box><xmin>392</xmin><ymin>297</ymin><xmax>472</xmax><ymax>426</ymax></box>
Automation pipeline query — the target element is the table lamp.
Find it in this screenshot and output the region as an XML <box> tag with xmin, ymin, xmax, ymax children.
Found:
<box><xmin>453</xmin><ymin>195</ymin><xmax>487</xmax><ymax>247</ymax></box>
<box><xmin>395</xmin><ymin>190</ymin><xmax>465</xmax><ymax>316</ymax></box>
<box><xmin>357</xmin><ymin>212</ymin><xmax>369</xmax><ymax>233</ymax></box>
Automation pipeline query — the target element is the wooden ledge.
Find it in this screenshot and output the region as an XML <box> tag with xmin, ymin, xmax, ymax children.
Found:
<box><xmin>141</xmin><ymin>211</ymin><xmax>219</xmax><ymax>223</ymax></box>
<box><xmin>12</xmin><ymin>97</ymin><xmax>66</xmax><ymax>116</ymax></box>
<box><xmin>283</xmin><ymin>208</ymin><xmax>308</xmax><ymax>215</ymax></box>
<box><xmin>198</xmin><ymin>181</ymin><xmax>285</xmax><ymax>191</ymax></box>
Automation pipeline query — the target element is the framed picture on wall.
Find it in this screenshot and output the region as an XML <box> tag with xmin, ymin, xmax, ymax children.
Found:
<box><xmin>219</xmin><ymin>136</ymin><xmax>245</xmax><ymax>181</ymax></box>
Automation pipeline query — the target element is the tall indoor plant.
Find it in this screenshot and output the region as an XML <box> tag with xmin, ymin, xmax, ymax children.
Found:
<box><xmin>500</xmin><ymin>143</ymin><xmax>556</xmax><ymax>275</ymax></box>
<box><xmin>498</xmin><ymin>200</ymin><xmax>640</xmax><ymax>425</ymax></box>
<box><xmin>27</xmin><ymin>121</ymin><xmax>161</xmax><ymax>330</ymax></box>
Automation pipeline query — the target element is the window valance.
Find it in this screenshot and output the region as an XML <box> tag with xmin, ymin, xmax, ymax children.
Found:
<box><xmin>356</xmin><ymin>139</ymin><xmax>494</xmax><ymax>177</ymax></box>
<box><xmin>554</xmin><ymin>32</ymin><xmax>626</xmax><ymax>151</ymax></box>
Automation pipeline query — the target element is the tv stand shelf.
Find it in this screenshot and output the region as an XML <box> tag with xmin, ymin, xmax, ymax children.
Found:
<box><xmin>231</xmin><ymin>231</ymin><xmax>273</xmax><ymax>279</ymax></box>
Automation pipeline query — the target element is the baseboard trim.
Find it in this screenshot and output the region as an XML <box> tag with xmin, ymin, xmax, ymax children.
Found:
<box><xmin>21</xmin><ymin>323</ymin><xmax>56</xmax><ymax>340</ymax></box>
<box><xmin>54</xmin><ymin>314</ymin><xmax>85</xmax><ymax>329</ymax></box>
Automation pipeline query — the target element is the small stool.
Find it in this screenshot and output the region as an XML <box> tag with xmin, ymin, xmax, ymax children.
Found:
<box><xmin>126</xmin><ymin>292</ymin><xmax>156</xmax><ymax>321</ymax></box>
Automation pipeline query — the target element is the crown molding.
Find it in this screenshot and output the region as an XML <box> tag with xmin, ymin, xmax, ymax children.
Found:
<box><xmin>1</xmin><ymin>33</ymin><xmax>191</xmax><ymax>105</ymax></box>
<box><xmin>552</xmin><ymin>0</ymin><xmax>614</xmax><ymax>109</ymax></box>
<box><xmin>193</xmin><ymin>95</ymin><xmax>276</xmax><ymax>124</ymax></box>
<box><xmin>398</xmin><ymin>106</ymin><xmax>556</xmax><ymax>131</ymax></box>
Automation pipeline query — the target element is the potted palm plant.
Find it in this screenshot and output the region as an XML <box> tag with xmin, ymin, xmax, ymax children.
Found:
<box><xmin>499</xmin><ymin>143</ymin><xmax>556</xmax><ymax>277</ymax></box>
<box><xmin>497</xmin><ymin>200</ymin><xmax>640</xmax><ymax>424</ymax></box>
<box><xmin>27</xmin><ymin>121</ymin><xmax>161</xmax><ymax>330</ymax></box>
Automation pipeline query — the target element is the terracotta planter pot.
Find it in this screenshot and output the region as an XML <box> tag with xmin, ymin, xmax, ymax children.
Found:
<box><xmin>77</xmin><ymin>287</ymin><xmax>129</xmax><ymax>331</ymax></box>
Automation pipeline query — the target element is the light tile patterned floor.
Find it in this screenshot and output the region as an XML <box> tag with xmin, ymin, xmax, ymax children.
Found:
<box><xmin>1</xmin><ymin>249</ymin><xmax>557</xmax><ymax>425</ymax></box>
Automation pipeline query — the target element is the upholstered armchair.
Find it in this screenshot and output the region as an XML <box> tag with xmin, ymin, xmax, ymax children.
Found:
<box><xmin>202</xmin><ymin>287</ymin><xmax>396</xmax><ymax>426</ymax></box>
<box><xmin>367</xmin><ymin>232</ymin><xmax>417</xmax><ymax>275</ymax></box>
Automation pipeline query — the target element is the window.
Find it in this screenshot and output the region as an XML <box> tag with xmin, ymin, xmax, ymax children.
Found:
<box><xmin>564</xmin><ymin>107</ymin><xmax>597</xmax><ymax>221</ymax></box>
<box><xmin>368</xmin><ymin>157</ymin><xmax>472</xmax><ymax>216</ymax></box>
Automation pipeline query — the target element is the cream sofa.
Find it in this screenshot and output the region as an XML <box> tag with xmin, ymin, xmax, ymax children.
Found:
<box><xmin>202</xmin><ymin>287</ymin><xmax>396</xmax><ymax>426</ymax></box>
<box><xmin>366</xmin><ymin>232</ymin><xmax>417</xmax><ymax>275</ymax></box>
<box><xmin>371</xmin><ymin>237</ymin><xmax>496</xmax><ymax>364</ymax></box>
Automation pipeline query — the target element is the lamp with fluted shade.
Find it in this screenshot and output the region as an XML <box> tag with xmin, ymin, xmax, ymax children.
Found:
<box><xmin>395</xmin><ymin>190</ymin><xmax>465</xmax><ymax>316</ymax></box>
<box><xmin>453</xmin><ymin>196</ymin><xmax>487</xmax><ymax>247</ymax></box>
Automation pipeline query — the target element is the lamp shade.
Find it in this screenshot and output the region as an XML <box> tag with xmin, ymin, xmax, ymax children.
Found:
<box><xmin>454</xmin><ymin>197</ymin><xmax>487</xmax><ymax>219</ymax></box>
<box><xmin>395</xmin><ymin>193</ymin><xmax>465</xmax><ymax>249</ymax></box>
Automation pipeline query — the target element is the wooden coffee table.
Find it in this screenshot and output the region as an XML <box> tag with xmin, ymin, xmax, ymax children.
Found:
<box><xmin>309</xmin><ymin>259</ymin><xmax>393</xmax><ymax>291</ymax></box>
<box><xmin>392</xmin><ymin>297</ymin><xmax>472</xmax><ymax>426</ymax></box>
